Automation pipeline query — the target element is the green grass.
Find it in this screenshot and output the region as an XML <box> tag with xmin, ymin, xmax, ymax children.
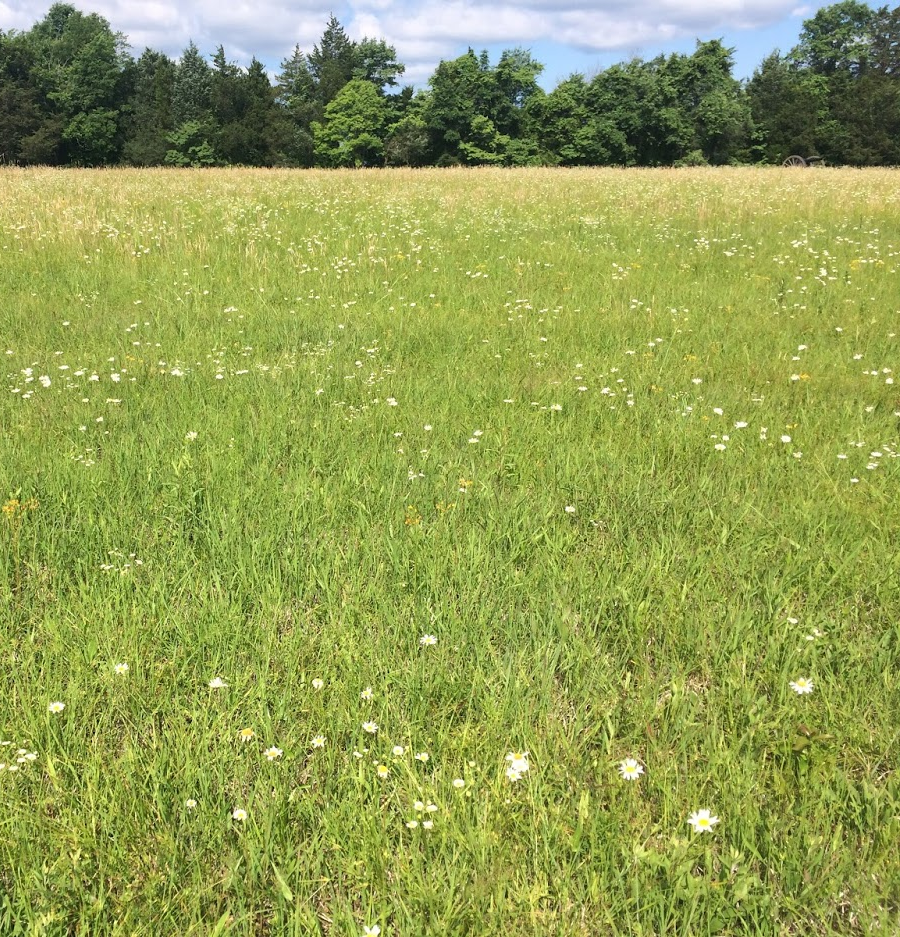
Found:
<box><xmin>1</xmin><ymin>166</ymin><xmax>898</xmax><ymax>936</ymax></box>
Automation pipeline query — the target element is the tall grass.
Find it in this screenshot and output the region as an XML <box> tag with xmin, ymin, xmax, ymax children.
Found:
<box><xmin>0</xmin><ymin>166</ymin><xmax>898</xmax><ymax>935</ymax></box>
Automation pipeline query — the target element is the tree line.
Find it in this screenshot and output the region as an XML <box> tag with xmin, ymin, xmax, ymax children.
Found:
<box><xmin>1</xmin><ymin>1</ymin><xmax>898</xmax><ymax>168</ymax></box>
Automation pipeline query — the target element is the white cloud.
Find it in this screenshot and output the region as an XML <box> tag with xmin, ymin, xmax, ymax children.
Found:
<box><xmin>2</xmin><ymin>0</ymin><xmax>804</xmax><ymax>78</ymax></box>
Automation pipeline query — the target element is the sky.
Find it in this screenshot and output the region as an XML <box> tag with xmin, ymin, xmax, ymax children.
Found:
<box><xmin>0</xmin><ymin>0</ymin><xmax>833</xmax><ymax>88</ymax></box>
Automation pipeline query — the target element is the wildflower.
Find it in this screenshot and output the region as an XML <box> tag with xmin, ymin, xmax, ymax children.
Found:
<box><xmin>714</xmin><ymin>443</ymin><xmax>726</xmax><ymax>451</ymax></box>
<box><xmin>453</xmin><ymin>778</ymin><xmax>466</xmax><ymax>789</ymax></box>
<box><xmin>311</xmin><ymin>735</ymin><xmax>326</xmax><ymax>749</ymax></box>
<box><xmin>360</xmin><ymin>687</ymin><xmax>374</xmax><ymax>701</ymax></box>
<box><xmin>405</xmin><ymin>820</ymin><xmax>419</xmax><ymax>828</ymax></box>
<box><xmin>426</xmin><ymin>803</ymin><xmax>438</xmax><ymax>813</ymax></box>
<box><xmin>392</xmin><ymin>745</ymin><xmax>405</xmax><ymax>757</ymax></box>
<box><xmin>564</xmin><ymin>505</ymin><xmax>576</xmax><ymax>514</ymax></box>
<box><xmin>780</xmin><ymin>435</ymin><xmax>791</xmax><ymax>444</ymax></box>
<box><xmin>362</xmin><ymin>722</ymin><xmax>378</xmax><ymax>735</ymax></box>
<box><xmin>419</xmin><ymin>634</ymin><xmax>438</xmax><ymax>647</ymax></box>
<box><xmin>48</xmin><ymin>702</ymin><xmax>65</xmax><ymax>714</ymax></box>
<box><xmin>414</xmin><ymin>800</ymin><xmax>426</xmax><ymax>812</ymax></box>
<box><xmin>505</xmin><ymin>752</ymin><xmax>530</xmax><ymax>774</ymax></box>
<box><xmin>422</xmin><ymin>820</ymin><xmax>434</xmax><ymax>830</ymax></box>
<box><xmin>687</xmin><ymin>809</ymin><xmax>719</xmax><ymax>833</ymax></box>
<box><xmin>184</xmin><ymin>431</ymin><xmax>198</xmax><ymax>441</ymax></box>
<box><xmin>208</xmin><ymin>677</ymin><xmax>228</xmax><ymax>689</ymax></box>
<box><xmin>362</xmin><ymin>927</ymin><xmax>381</xmax><ymax>937</ymax></box>
<box><xmin>311</xmin><ymin>678</ymin><xmax>324</xmax><ymax>691</ymax></box>
<box><xmin>232</xmin><ymin>808</ymin><xmax>248</xmax><ymax>822</ymax></box>
<box><xmin>376</xmin><ymin>764</ymin><xmax>389</xmax><ymax>779</ymax></box>
<box><xmin>114</xmin><ymin>662</ymin><xmax>129</xmax><ymax>675</ymax></box>
<box><xmin>239</xmin><ymin>727</ymin><xmax>254</xmax><ymax>742</ymax></box>
<box><xmin>789</xmin><ymin>677</ymin><xmax>814</xmax><ymax>695</ymax></box>
<box><xmin>414</xmin><ymin>751</ymin><xmax>429</xmax><ymax>762</ymax></box>
<box><xmin>185</xmin><ymin>799</ymin><xmax>197</xmax><ymax>809</ymax></box>
<box><xmin>264</xmin><ymin>746</ymin><xmax>283</xmax><ymax>761</ymax></box>
<box><xmin>618</xmin><ymin>758</ymin><xmax>645</xmax><ymax>781</ymax></box>
<box><xmin>506</xmin><ymin>767</ymin><xmax>523</xmax><ymax>782</ymax></box>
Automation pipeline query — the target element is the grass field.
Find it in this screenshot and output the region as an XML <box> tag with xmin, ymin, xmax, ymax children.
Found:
<box><xmin>1</xmin><ymin>166</ymin><xmax>898</xmax><ymax>936</ymax></box>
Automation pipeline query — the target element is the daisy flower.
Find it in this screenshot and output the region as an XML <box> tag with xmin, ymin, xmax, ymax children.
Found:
<box><xmin>232</xmin><ymin>808</ymin><xmax>248</xmax><ymax>822</ymax></box>
<box><xmin>311</xmin><ymin>735</ymin><xmax>326</xmax><ymax>749</ymax></box>
<box><xmin>687</xmin><ymin>809</ymin><xmax>719</xmax><ymax>833</ymax></box>
<box><xmin>789</xmin><ymin>677</ymin><xmax>814</xmax><ymax>695</ymax></box>
<box><xmin>505</xmin><ymin>751</ymin><xmax>530</xmax><ymax>774</ymax></box>
<box><xmin>114</xmin><ymin>662</ymin><xmax>129</xmax><ymax>675</ymax></box>
<box><xmin>419</xmin><ymin>634</ymin><xmax>438</xmax><ymax>647</ymax></box>
<box><xmin>362</xmin><ymin>721</ymin><xmax>378</xmax><ymax>735</ymax></box>
<box><xmin>264</xmin><ymin>746</ymin><xmax>283</xmax><ymax>761</ymax></box>
<box><xmin>48</xmin><ymin>701</ymin><xmax>65</xmax><ymax>714</ymax></box>
<box><xmin>618</xmin><ymin>758</ymin><xmax>644</xmax><ymax>781</ymax></box>
<box><xmin>208</xmin><ymin>677</ymin><xmax>228</xmax><ymax>689</ymax></box>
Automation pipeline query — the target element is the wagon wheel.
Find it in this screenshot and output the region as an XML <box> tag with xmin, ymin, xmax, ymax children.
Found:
<box><xmin>782</xmin><ymin>155</ymin><xmax>807</xmax><ymax>167</ymax></box>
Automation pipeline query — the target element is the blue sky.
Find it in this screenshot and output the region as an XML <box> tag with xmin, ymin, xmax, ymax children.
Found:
<box><xmin>0</xmin><ymin>0</ymin><xmax>829</xmax><ymax>86</ymax></box>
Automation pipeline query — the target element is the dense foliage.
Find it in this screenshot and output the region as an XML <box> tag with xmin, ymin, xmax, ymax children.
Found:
<box><xmin>1</xmin><ymin>1</ymin><xmax>898</xmax><ymax>167</ymax></box>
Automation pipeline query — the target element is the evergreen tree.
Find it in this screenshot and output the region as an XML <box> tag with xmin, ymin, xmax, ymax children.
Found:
<box><xmin>275</xmin><ymin>45</ymin><xmax>317</xmax><ymax>166</ymax></box>
<box><xmin>168</xmin><ymin>41</ymin><xmax>215</xmax><ymax>166</ymax></box>
<box><xmin>122</xmin><ymin>48</ymin><xmax>175</xmax><ymax>165</ymax></box>
<box><xmin>0</xmin><ymin>29</ymin><xmax>60</xmax><ymax>164</ymax></box>
<box><xmin>308</xmin><ymin>14</ymin><xmax>356</xmax><ymax>107</ymax></box>
<box><xmin>172</xmin><ymin>41</ymin><xmax>212</xmax><ymax>126</ymax></box>
<box><xmin>746</xmin><ymin>52</ymin><xmax>828</xmax><ymax>163</ymax></box>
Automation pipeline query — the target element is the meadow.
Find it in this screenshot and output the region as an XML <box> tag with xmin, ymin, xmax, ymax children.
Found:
<box><xmin>0</xmin><ymin>166</ymin><xmax>898</xmax><ymax>936</ymax></box>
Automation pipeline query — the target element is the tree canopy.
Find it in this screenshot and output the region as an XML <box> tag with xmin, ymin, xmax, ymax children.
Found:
<box><xmin>1</xmin><ymin>1</ymin><xmax>898</xmax><ymax>167</ymax></box>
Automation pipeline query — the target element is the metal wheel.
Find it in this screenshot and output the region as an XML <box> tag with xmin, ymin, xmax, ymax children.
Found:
<box><xmin>782</xmin><ymin>155</ymin><xmax>807</xmax><ymax>167</ymax></box>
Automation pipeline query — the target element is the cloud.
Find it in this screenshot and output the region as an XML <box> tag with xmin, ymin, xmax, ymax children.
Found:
<box><xmin>2</xmin><ymin>0</ymin><xmax>803</xmax><ymax>78</ymax></box>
